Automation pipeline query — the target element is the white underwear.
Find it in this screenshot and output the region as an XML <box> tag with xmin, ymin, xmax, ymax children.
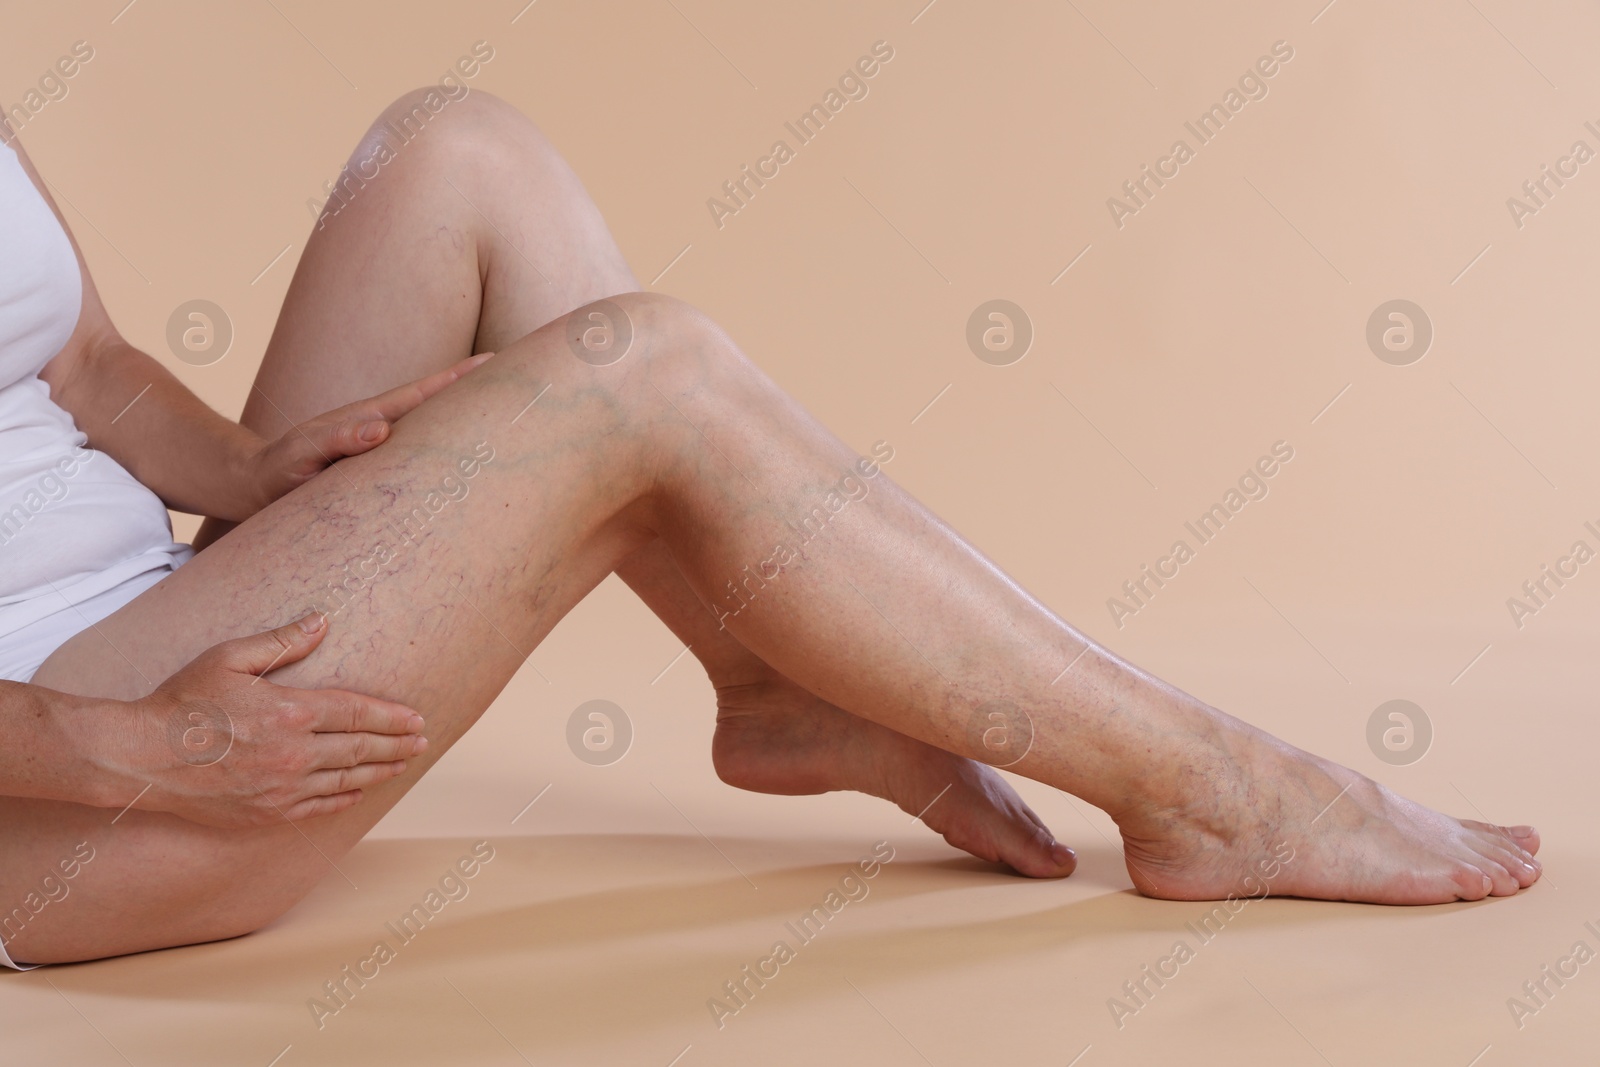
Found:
<box><xmin>0</xmin><ymin>551</ymin><xmax>189</xmax><ymax>684</ymax></box>
<box><xmin>0</xmin><ymin>946</ymin><xmax>34</xmax><ymax>970</ymax></box>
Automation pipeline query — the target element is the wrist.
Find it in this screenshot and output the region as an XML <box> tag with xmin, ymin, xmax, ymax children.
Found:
<box><xmin>52</xmin><ymin>693</ymin><xmax>147</xmax><ymax>810</ymax></box>
<box><xmin>218</xmin><ymin>428</ymin><xmax>270</xmax><ymax>522</ymax></box>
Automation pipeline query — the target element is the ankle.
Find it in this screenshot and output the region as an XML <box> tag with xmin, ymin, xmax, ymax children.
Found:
<box><xmin>1103</xmin><ymin>700</ymin><xmax>1244</xmax><ymax>827</ymax></box>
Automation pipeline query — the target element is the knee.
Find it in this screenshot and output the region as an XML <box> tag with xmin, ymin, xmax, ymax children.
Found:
<box><xmin>479</xmin><ymin>292</ymin><xmax>755</xmax><ymax>451</ymax></box>
<box><xmin>378</xmin><ymin>83</ymin><xmax>550</xmax><ymax>162</ymax></box>
<box><xmin>331</xmin><ymin>85</ymin><xmax>554</xmax><ymax>201</ymax></box>
<box><xmin>564</xmin><ymin>292</ymin><xmax>755</xmax><ymax>394</ymax></box>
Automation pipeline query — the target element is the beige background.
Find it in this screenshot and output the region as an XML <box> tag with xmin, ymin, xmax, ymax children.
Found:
<box><xmin>5</xmin><ymin>0</ymin><xmax>1599</xmax><ymax>1063</ymax></box>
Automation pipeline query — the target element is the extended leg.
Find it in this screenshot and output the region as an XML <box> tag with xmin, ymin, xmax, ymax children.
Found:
<box><xmin>8</xmin><ymin>280</ymin><xmax>1542</xmax><ymax>963</ymax></box>
<box><xmin>3</xmin><ymin>99</ymin><xmax>1543</xmax><ymax>966</ymax></box>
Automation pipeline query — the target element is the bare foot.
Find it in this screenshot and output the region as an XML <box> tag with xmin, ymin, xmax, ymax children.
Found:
<box><xmin>712</xmin><ymin>675</ymin><xmax>1077</xmax><ymax>879</ymax></box>
<box><xmin>1112</xmin><ymin>715</ymin><xmax>1542</xmax><ymax>904</ymax></box>
<box><xmin>708</xmin><ymin>665</ymin><xmax>1540</xmax><ymax>904</ymax></box>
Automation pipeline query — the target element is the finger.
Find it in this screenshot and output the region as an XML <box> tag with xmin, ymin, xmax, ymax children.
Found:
<box><xmin>409</xmin><ymin>352</ymin><xmax>495</xmax><ymax>403</ymax></box>
<box><xmin>296</xmin><ymin>354</ymin><xmax>493</xmax><ymax>456</ymax></box>
<box><xmin>281</xmin><ymin>790</ymin><xmax>365</xmax><ymax>821</ymax></box>
<box><xmin>209</xmin><ymin>613</ymin><xmax>328</xmax><ymax>677</ymax></box>
<box><xmin>297</xmin><ymin>414</ymin><xmax>391</xmax><ymax>465</ymax></box>
<box><xmin>308</xmin><ymin>692</ymin><xmax>425</xmax><ymax>735</ymax></box>
<box><xmin>313</xmin><ymin>732</ymin><xmax>427</xmax><ymax>769</ymax></box>
<box><xmin>345</xmin><ymin>353</ymin><xmax>496</xmax><ymax>424</ymax></box>
<box><xmin>304</xmin><ymin>761</ymin><xmax>409</xmax><ymax>797</ymax></box>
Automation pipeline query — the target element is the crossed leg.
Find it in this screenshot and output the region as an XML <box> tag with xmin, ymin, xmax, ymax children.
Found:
<box><xmin>3</xmin><ymin>91</ymin><xmax>1541</xmax><ymax>966</ymax></box>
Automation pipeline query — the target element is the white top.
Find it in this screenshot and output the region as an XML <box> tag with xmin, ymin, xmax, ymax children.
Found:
<box><xmin>0</xmin><ymin>140</ymin><xmax>187</xmax><ymax>654</ymax></box>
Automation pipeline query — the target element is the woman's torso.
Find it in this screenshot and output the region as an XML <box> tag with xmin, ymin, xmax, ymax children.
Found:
<box><xmin>0</xmin><ymin>136</ymin><xmax>185</xmax><ymax>634</ymax></box>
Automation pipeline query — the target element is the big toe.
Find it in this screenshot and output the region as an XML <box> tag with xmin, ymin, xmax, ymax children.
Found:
<box><xmin>995</xmin><ymin>817</ymin><xmax>1078</xmax><ymax>879</ymax></box>
<box><xmin>1463</xmin><ymin>819</ymin><xmax>1543</xmax><ymax>862</ymax></box>
<box><xmin>1509</xmin><ymin>825</ymin><xmax>1542</xmax><ymax>855</ymax></box>
<box><xmin>913</xmin><ymin>760</ymin><xmax>1077</xmax><ymax>879</ymax></box>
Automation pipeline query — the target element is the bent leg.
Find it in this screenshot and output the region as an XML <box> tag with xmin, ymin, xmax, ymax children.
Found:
<box><xmin>13</xmin><ymin>294</ymin><xmax>729</xmax><ymax>963</ymax></box>
<box><xmin>5</xmin><ymin>95</ymin><xmax>1546</xmax><ymax>964</ymax></box>
<box><xmin>204</xmin><ymin>88</ymin><xmax>1076</xmax><ymax>875</ymax></box>
<box><xmin>11</xmin><ymin>286</ymin><xmax>1545</xmax><ymax>964</ymax></box>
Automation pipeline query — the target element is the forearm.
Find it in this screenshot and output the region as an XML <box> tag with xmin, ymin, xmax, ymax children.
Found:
<box><xmin>45</xmin><ymin>337</ymin><xmax>265</xmax><ymax>520</ymax></box>
<box><xmin>0</xmin><ymin>682</ymin><xmax>128</xmax><ymax>808</ymax></box>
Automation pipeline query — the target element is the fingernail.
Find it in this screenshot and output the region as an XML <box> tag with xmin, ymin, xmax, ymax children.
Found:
<box><xmin>472</xmin><ymin>351</ymin><xmax>496</xmax><ymax>364</ymax></box>
<box><xmin>408</xmin><ymin>713</ymin><xmax>425</xmax><ymax>731</ymax></box>
<box><xmin>359</xmin><ymin>421</ymin><xmax>387</xmax><ymax>442</ymax></box>
<box><xmin>413</xmin><ymin>736</ymin><xmax>429</xmax><ymax>754</ymax></box>
<box><xmin>299</xmin><ymin>613</ymin><xmax>327</xmax><ymax>634</ymax></box>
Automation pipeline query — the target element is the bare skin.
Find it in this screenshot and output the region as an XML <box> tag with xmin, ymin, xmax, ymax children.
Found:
<box><xmin>0</xmin><ymin>614</ymin><xmax>427</xmax><ymax>825</ymax></box>
<box><xmin>0</xmin><ymin>90</ymin><xmax>1539</xmax><ymax>965</ymax></box>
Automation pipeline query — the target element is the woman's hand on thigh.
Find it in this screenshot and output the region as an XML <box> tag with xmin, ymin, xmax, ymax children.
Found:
<box><xmin>237</xmin><ymin>353</ymin><xmax>494</xmax><ymax>518</ymax></box>
<box><xmin>90</xmin><ymin>613</ymin><xmax>428</xmax><ymax>827</ymax></box>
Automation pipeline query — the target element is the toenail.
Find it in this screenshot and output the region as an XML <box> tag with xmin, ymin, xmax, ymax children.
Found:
<box><xmin>1481</xmin><ymin>874</ymin><xmax>1493</xmax><ymax>894</ymax></box>
<box><xmin>1050</xmin><ymin>842</ymin><xmax>1075</xmax><ymax>866</ymax></box>
<box><xmin>1511</xmin><ymin>826</ymin><xmax>1535</xmax><ymax>839</ymax></box>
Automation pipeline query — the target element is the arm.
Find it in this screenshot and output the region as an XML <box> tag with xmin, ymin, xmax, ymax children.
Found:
<box><xmin>0</xmin><ymin>615</ymin><xmax>427</xmax><ymax>825</ymax></box>
<box><xmin>44</xmin><ymin>335</ymin><xmax>487</xmax><ymax>520</ymax></box>
<box><xmin>10</xmin><ymin>134</ymin><xmax>485</xmax><ymax>522</ymax></box>
<box><xmin>0</xmin><ymin>136</ymin><xmax>452</xmax><ymax>826</ymax></box>
<box><xmin>0</xmin><ymin>679</ymin><xmax>126</xmax><ymax>809</ymax></box>
<box><xmin>8</xmin><ymin>132</ymin><xmax>261</xmax><ymax>519</ymax></box>
<box><xmin>41</xmin><ymin>332</ymin><xmax>272</xmax><ymax>520</ymax></box>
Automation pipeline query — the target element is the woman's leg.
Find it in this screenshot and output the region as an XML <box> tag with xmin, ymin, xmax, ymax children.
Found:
<box><xmin>200</xmin><ymin>88</ymin><xmax>1076</xmax><ymax>878</ymax></box>
<box><xmin>4</xmin><ymin>110</ymin><xmax>1542</xmax><ymax>969</ymax></box>
<box><xmin>11</xmin><ymin>291</ymin><xmax>1544</xmax><ymax>960</ymax></box>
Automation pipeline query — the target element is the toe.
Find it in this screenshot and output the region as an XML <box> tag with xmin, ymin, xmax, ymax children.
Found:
<box><xmin>1508</xmin><ymin>825</ymin><xmax>1541</xmax><ymax>856</ymax></box>
<box><xmin>874</xmin><ymin>730</ymin><xmax>1079</xmax><ymax>879</ymax></box>
<box><xmin>1445</xmin><ymin>862</ymin><xmax>1494</xmax><ymax>901</ymax></box>
<box><xmin>1004</xmin><ymin>835</ymin><xmax>1077</xmax><ymax>879</ymax></box>
<box><xmin>1464</xmin><ymin>819</ymin><xmax>1542</xmax><ymax>858</ymax></box>
<box><xmin>1480</xmin><ymin>859</ymin><xmax>1520</xmax><ymax>897</ymax></box>
<box><xmin>933</xmin><ymin>763</ymin><xmax>1077</xmax><ymax>879</ymax></box>
<box><xmin>971</xmin><ymin>787</ymin><xmax>1078</xmax><ymax>879</ymax></box>
<box><xmin>1488</xmin><ymin>844</ymin><xmax>1541</xmax><ymax>888</ymax></box>
<box><xmin>1463</xmin><ymin>822</ymin><xmax>1543</xmax><ymax>888</ymax></box>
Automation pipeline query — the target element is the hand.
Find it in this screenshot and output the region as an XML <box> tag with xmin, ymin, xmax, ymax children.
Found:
<box><xmin>111</xmin><ymin>614</ymin><xmax>428</xmax><ymax>827</ymax></box>
<box><xmin>242</xmin><ymin>352</ymin><xmax>493</xmax><ymax>515</ymax></box>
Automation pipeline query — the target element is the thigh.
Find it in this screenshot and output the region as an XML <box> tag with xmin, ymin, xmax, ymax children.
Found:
<box><xmin>242</xmin><ymin>87</ymin><xmax>637</xmax><ymax>436</ymax></box>
<box><xmin>0</xmin><ymin>92</ymin><xmax>641</xmax><ymax>964</ymax></box>
<box><xmin>7</xmin><ymin>292</ymin><xmax>683</xmax><ymax>963</ymax></box>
